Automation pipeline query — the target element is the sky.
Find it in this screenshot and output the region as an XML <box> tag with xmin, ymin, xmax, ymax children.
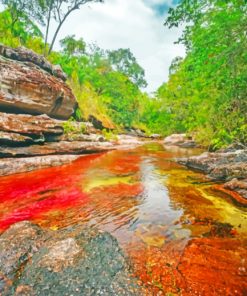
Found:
<box><xmin>51</xmin><ymin>0</ymin><xmax>185</xmax><ymax>93</ymax></box>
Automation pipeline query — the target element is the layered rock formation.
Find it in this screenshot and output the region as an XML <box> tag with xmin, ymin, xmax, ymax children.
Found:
<box><xmin>0</xmin><ymin>45</ymin><xmax>146</xmax><ymax>176</ymax></box>
<box><xmin>0</xmin><ymin>45</ymin><xmax>118</xmax><ymax>175</ymax></box>
<box><xmin>0</xmin><ymin>45</ymin><xmax>67</xmax><ymax>81</ymax></box>
<box><xmin>0</xmin><ymin>47</ymin><xmax>76</xmax><ymax>119</ymax></box>
<box><xmin>0</xmin><ymin>112</ymin><xmax>63</xmax><ymax>140</ymax></box>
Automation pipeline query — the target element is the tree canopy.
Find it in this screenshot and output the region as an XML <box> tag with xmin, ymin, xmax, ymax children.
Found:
<box><xmin>0</xmin><ymin>0</ymin><xmax>246</xmax><ymax>148</ymax></box>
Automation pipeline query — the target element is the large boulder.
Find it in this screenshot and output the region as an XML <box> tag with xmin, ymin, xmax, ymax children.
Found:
<box><xmin>0</xmin><ymin>47</ymin><xmax>77</xmax><ymax>120</ymax></box>
<box><xmin>0</xmin><ymin>222</ymin><xmax>144</xmax><ymax>296</ymax></box>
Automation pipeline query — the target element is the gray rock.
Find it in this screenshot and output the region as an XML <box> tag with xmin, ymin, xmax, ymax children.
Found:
<box><xmin>177</xmin><ymin>149</ymin><xmax>247</xmax><ymax>199</ymax></box>
<box><xmin>0</xmin><ymin>222</ymin><xmax>144</xmax><ymax>296</ymax></box>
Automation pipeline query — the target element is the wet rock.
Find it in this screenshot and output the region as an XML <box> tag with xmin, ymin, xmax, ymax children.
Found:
<box><xmin>178</xmin><ymin>149</ymin><xmax>247</xmax><ymax>200</ymax></box>
<box><xmin>164</xmin><ymin>133</ymin><xmax>187</xmax><ymax>144</ymax></box>
<box><xmin>0</xmin><ymin>222</ymin><xmax>144</xmax><ymax>296</ymax></box>
<box><xmin>0</xmin><ymin>135</ymin><xmax>144</xmax><ymax>175</ymax></box>
<box><xmin>179</xmin><ymin>140</ymin><xmax>197</xmax><ymax>148</ymax></box>
<box><xmin>60</xmin><ymin>132</ymin><xmax>105</xmax><ymax>142</ymax></box>
<box><xmin>38</xmin><ymin>238</ymin><xmax>81</xmax><ymax>272</ymax></box>
<box><xmin>89</xmin><ymin>115</ymin><xmax>115</xmax><ymax>130</ymax></box>
<box><xmin>203</xmin><ymin>221</ymin><xmax>236</xmax><ymax>238</ymax></box>
<box><xmin>0</xmin><ymin>155</ymin><xmax>81</xmax><ymax>176</ymax></box>
<box><xmin>178</xmin><ymin>149</ymin><xmax>247</xmax><ymax>180</ymax></box>
<box><xmin>0</xmin><ymin>54</ymin><xmax>76</xmax><ymax>120</ymax></box>
<box><xmin>150</xmin><ymin>134</ymin><xmax>161</xmax><ymax>139</ymax></box>
<box><xmin>164</xmin><ymin>133</ymin><xmax>196</xmax><ymax>148</ymax></box>
<box><xmin>177</xmin><ymin>238</ymin><xmax>247</xmax><ymax>295</ymax></box>
<box><xmin>220</xmin><ymin>143</ymin><xmax>246</xmax><ymax>153</ymax></box>
<box><xmin>125</xmin><ymin>128</ymin><xmax>146</xmax><ymax>138</ymax></box>
<box><xmin>117</xmin><ymin>135</ymin><xmax>144</xmax><ymax>147</ymax></box>
<box><xmin>0</xmin><ymin>221</ymin><xmax>44</xmax><ymax>295</ymax></box>
<box><xmin>224</xmin><ymin>178</ymin><xmax>247</xmax><ymax>199</ymax></box>
<box><xmin>210</xmin><ymin>162</ymin><xmax>247</xmax><ymax>180</ymax></box>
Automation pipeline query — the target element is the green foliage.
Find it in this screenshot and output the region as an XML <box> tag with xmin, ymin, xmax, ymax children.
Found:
<box><xmin>60</xmin><ymin>35</ymin><xmax>86</xmax><ymax>56</ymax></box>
<box><xmin>62</xmin><ymin>118</ymin><xmax>78</xmax><ymax>134</ymax></box>
<box><xmin>0</xmin><ymin>9</ymin><xmax>43</xmax><ymax>47</ymax></box>
<box><xmin>155</xmin><ymin>0</ymin><xmax>247</xmax><ymax>148</ymax></box>
<box><xmin>1</xmin><ymin>1</ymin><xmax>245</xmax><ymax>147</ymax></box>
<box><xmin>0</xmin><ymin>6</ymin><xmax>152</xmax><ymax>136</ymax></box>
<box><xmin>107</xmin><ymin>48</ymin><xmax>147</xmax><ymax>88</ymax></box>
<box><xmin>1</xmin><ymin>0</ymin><xmax>45</xmax><ymax>25</ymax></box>
<box><xmin>62</xmin><ymin>118</ymin><xmax>86</xmax><ymax>135</ymax></box>
<box><xmin>50</xmin><ymin>39</ymin><xmax>146</xmax><ymax>130</ymax></box>
<box><xmin>102</xmin><ymin>129</ymin><xmax>118</xmax><ymax>141</ymax></box>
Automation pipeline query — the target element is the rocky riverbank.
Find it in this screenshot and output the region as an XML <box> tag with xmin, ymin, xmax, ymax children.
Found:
<box><xmin>0</xmin><ymin>45</ymin><xmax>147</xmax><ymax>176</ymax></box>
<box><xmin>163</xmin><ymin>133</ymin><xmax>247</xmax><ymax>203</ymax></box>
<box><xmin>177</xmin><ymin>147</ymin><xmax>247</xmax><ymax>203</ymax></box>
<box><xmin>0</xmin><ymin>135</ymin><xmax>145</xmax><ymax>176</ymax></box>
<box><xmin>0</xmin><ymin>221</ymin><xmax>146</xmax><ymax>296</ymax></box>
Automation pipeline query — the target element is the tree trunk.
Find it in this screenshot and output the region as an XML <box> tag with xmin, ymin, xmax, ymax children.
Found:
<box><xmin>47</xmin><ymin>19</ymin><xmax>65</xmax><ymax>55</ymax></box>
<box><xmin>47</xmin><ymin>6</ymin><xmax>79</xmax><ymax>56</ymax></box>
<box><xmin>44</xmin><ymin>2</ymin><xmax>52</xmax><ymax>56</ymax></box>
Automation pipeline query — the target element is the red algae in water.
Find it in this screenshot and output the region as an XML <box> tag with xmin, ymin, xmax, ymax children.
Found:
<box><xmin>0</xmin><ymin>187</ymin><xmax>89</xmax><ymax>232</ymax></box>
<box><xmin>0</xmin><ymin>153</ymin><xmax>103</xmax><ymax>232</ymax></box>
<box><xmin>0</xmin><ymin>144</ymin><xmax>246</xmax><ymax>295</ymax></box>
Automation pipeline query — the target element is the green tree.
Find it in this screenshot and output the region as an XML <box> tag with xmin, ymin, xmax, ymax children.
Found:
<box><xmin>159</xmin><ymin>0</ymin><xmax>247</xmax><ymax>148</ymax></box>
<box><xmin>107</xmin><ymin>48</ymin><xmax>147</xmax><ymax>88</ymax></box>
<box><xmin>0</xmin><ymin>9</ymin><xmax>43</xmax><ymax>47</ymax></box>
<box><xmin>0</xmin><ymin>0</ymin><xmax>45</xmax><ymax>31</ymax></box>
<box><xmin>60</xmin><ymin>35</ymin><xmax>86</xmax><ymax>56</ymax></box>
<box><xmin>44</xmin><ymin>0</ymin><xmax>104</xmax><ymax>55</ymax></box>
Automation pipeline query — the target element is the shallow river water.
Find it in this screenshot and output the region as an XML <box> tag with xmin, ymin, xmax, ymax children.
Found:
<box><xmin>0</xmin><ymin>143</ymin><xmax>246</xmax><ymax>295</ymax></box>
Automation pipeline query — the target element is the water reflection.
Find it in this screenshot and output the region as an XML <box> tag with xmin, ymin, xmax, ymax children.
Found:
<box><xmin>0</xmin><ymin>143</ymin><xmax>246</xmax><ymax>294</ymax></box>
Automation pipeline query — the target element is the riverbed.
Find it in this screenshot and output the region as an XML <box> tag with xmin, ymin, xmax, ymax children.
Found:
<box><xmin>0</xmin><ymin>143</ymin><xmax>246</xmax><ymax>295</ymax></box>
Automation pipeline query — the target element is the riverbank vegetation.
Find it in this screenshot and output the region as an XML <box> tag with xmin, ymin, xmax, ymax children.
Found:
<box><xmin>0</xmin><ymin>0</ymin><xmax>246</xmax><ymax>149</ymax></box>
<box><xmin>157</xmin><ymin>0</ymin><xmax>247</xmax><ymax>149</ymax></box>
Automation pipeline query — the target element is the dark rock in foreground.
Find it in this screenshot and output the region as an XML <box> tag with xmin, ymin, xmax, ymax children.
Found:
<box><xmin>0</xmin><ymin>221</ymin><xmax>144</xmax><ymax>296</ymax></box>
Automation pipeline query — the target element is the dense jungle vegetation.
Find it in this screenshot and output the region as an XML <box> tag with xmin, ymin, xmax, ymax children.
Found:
<box><xmin>0</xmin><ymin>0</ymin><xmax>246</xmax><ymax>149</ymax></box>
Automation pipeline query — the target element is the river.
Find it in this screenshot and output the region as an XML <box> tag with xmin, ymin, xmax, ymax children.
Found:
<box><xmin>0</xmin><ymin>143</ymin><xmax>246</xmax><ymax>295</ymax></box>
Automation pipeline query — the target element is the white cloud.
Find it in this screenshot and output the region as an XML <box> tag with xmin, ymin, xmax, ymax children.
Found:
<box><xmin>50</xmin><ymin>0</ymin><xmax>185</xmax><ymax>92</ymax></box>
